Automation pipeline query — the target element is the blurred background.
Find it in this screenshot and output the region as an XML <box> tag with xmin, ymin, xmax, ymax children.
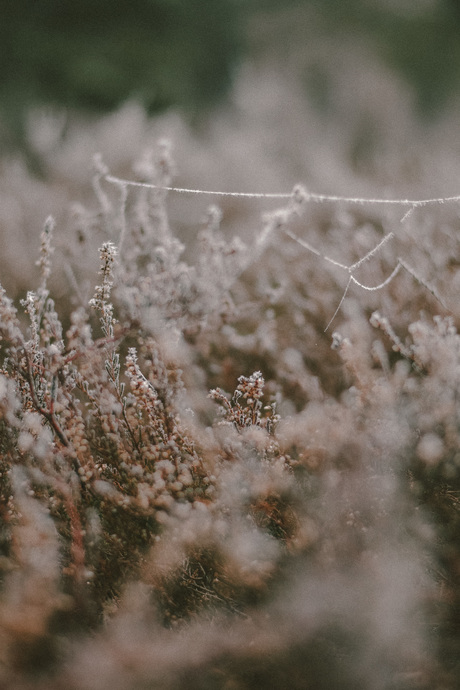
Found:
<box><xmin>3</xmin><ymin>0</ymin><xmax>460</xmax><ymax>162</ymax></box>
<box><xmin>2</xmin><ymin>0</ymin><xmax>460</xmax><ymax>295</ymax></box>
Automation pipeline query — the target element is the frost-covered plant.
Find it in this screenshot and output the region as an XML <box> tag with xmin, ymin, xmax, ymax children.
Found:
<box><xmin>1</xmin><ymin>143</ymin><xmax>460</xmax><ymax>690</ymax></box>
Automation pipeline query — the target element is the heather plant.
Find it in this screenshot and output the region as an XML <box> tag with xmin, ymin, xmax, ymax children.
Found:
<box><xmin>2</xmin><ymin>136</ymin><xmax>460</xmax><ymax>690</ymax></box>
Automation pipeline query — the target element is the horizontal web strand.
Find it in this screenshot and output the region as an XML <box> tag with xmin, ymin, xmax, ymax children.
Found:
<box><xmin>105</xmin><ymin>174</ymin><xmax>460</xmax><ymax>208</ymax></box>
<box><xmin>105</xmin><ymin>175</ymin><xmax>289</xmax><ymax>199</ymax></box>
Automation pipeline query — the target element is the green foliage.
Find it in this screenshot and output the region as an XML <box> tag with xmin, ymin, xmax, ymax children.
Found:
<box><xmin>0</xmin><ymin>0</ymin><xmax>241</xmax><ymax>163</ymax></box>
<box><xmin>2</xmin><ymin>0</ymin><xmax>240</xmax><ymax>111</ymax></box>
<box><xmin>249</xmin><ymin>0</ymin><xmax>460</xmax><ymax>115</ymax></box>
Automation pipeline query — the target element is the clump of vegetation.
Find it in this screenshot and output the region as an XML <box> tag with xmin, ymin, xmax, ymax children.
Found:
<box><xmin>1</xmin><ymin>142</ymin><xmax>460</xmax><ymax>689</ymax></box>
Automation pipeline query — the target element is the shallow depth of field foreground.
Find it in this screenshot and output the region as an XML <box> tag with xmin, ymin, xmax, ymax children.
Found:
<box><xmin>3</xmin><ymin>44</ymin><xmax>460</xmax><ymax>688</ymax></box>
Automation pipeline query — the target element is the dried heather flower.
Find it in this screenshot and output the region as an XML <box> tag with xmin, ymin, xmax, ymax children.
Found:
<box><xmin>89</xmin><ymin>241</ymin><xmax>118</xmax><ymax>318</ymax></box>
<box><xmin>35</xmin><ymin>215</ymin><xmax>55</xmax><ymax>296</ymax></box>
<box><xmin>0</xmin><ymin>285</ymin><xmax>23</xmax><ymax>346</ymax></box>
<box><xmin>210</xmin><ymin>371</ymin><xmax>280</xmax><ymax>433</ymax></box>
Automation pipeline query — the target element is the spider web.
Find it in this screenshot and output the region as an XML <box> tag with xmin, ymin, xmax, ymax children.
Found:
<box><xmin>104</xmin><ymin>174</ymin><xmax>453</xmax><ymax>330</ymax></box>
